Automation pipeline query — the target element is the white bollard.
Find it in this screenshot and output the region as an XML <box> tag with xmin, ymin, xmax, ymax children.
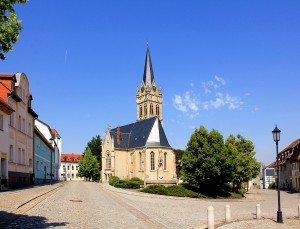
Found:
<box><xmin>256</xmin><ymin>204</ymin><xmax>261</xmax><ymax>219</ymax></box>
<box><xmin>298</xmin><ymin>204</ymin><xmax>300</xmax><ymax>218</ymax></box>
<box><xmin>207</xmin><ymin>206</ymin><xmax>214</xmax><ymax>229</ymax></box>
<box><xmin>225</xmin><ymin>205</ymin><xmax>231</xmax><ymax>223</ymax></box>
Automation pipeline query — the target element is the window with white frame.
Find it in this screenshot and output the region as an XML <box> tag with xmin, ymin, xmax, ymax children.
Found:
<box><xmin>29</xmin><ymin>158</ymin><xmax>32</xmax><ymax>167</ymax></box>
<box><xmin>18</xmin><ymin>115</ymin><xmax>21</xmax><ymax>131</ymax></box>
<box><xmin>22</xmin><ymin>149</ymin><xmax>25</xmax><ymax>164</ymax></box>
<box><xmin>9</xmin><ymin>145</ymin><xmax>13</xmax><ymax>162</ymax></box>
<box><xmin>22</xmin><ymin>118</ymin><xmax>25</xmax><ymax>132</ymax></box>
<box><xmin>28</xmin><ymin>122</ymin><xmax>31</xmax><ymax>136</ymax></box>
<box><xmin>36</xmin><ymin>161</ymin><xmax>40</xmax><ymax>171</ymax></box>
<box><xmin>9</xmin><ymin>112</ymin><xmax>14</xmax><ymax>127</ymax></box>
<box><xmin>18</xmin><ymin>148</ymin><xmax>21</xmax><ymax>164</ymax></box>
<box><xmin>0</xmin><ymin>114</ymin><xmax>3</xmax><ymax>130</ymax></box>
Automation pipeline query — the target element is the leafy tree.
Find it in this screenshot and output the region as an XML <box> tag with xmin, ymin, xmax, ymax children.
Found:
<box><xmin>84</xmin><ymin>135</ymin><xmax>102</xmax><ymax>173</ymax></box>
<box><xmin>181</xmin><ymin>126</ymin><xmax>232</xmax><ymax>195</ymax></box>
<box><xmin>0</xmin><ymin>0</ymin><xmax>27</xmax><ymax>60</ymax></box>
<box><xmin>226</xmin><ymin>134</ymin><xmax>261</xmax><ymax>191</ymax></box>
<box><xmin>173</xmin><ymin>149</ymin><xmax>184</xmax><ymax>178</ymax></box>
<box><xmin>78</xmin><ymin>147</ymin><xmax>100</xmax><ymax>181</ymax></box>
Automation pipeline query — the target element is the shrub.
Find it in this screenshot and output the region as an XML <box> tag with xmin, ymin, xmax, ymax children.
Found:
<box><xmin>130</xmin><ymin>177</ymin><xmax>144</xmax><ymax>184</ymax></box>
<box><xmin>166</xmin><ymin>185</ymin><xmax>199</xmax><ymax>198</ymax></box>
<box><xmin>109</xmin><ymin>176</ymin><xmax>120</xmax><ymax>186</ymax></box>
<box><xmin>140</xmin><ymin>185</ymin><xmax>168</xmax><ymax>195</ymax></box>
<box><xmin>114</xmin><ymin>180</ymin><xmax>140</xmax><ymax>189</ymax></box>
<box><xmin>269</xmin><ymin>182</ymin><xmax>275</xmax><ymax>189</ymax></box>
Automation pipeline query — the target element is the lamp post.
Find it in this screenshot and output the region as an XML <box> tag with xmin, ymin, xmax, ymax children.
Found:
<box><xmin>272</xmin><ymin>125</ymin><xmax>283</xmax><ymax>223</ymax></box>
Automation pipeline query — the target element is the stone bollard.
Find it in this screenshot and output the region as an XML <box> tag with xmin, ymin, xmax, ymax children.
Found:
<box><xmin>256</xmin><ymin>204</ymin><xmax>261</xmax><ymax>219</ymax></box>
<box><xmin>207</xmin><ymin>206</ymin><xmax>214</xmax><ymax>229</ymax></box>
<box><xmin>225</xmin><ymin>205</ymin><xmax>231</xmax><ymax>223</ymax></box>
<box><xmin>298</xmin><ymin>204</ymin><xmax>300</xmax><ymax>218</ymax></box>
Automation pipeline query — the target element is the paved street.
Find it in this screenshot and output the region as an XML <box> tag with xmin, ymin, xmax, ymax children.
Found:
<box><xmin>0</xmin><ymin>181</ymin><xmax>300</xmax><ymax>228</ymax></box>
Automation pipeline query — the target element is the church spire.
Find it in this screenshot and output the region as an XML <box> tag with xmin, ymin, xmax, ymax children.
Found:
<box><xmin>143</xmin><ymin>47</ymin><xmax>154</xmax><ymax>88</ymax></box>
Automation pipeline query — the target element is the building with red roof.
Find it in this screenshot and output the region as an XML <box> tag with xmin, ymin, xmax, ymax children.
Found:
<box><xmin>60</xmin><ymin>154</ymin><xmax>83</xmax><ymax>181</ymax></box>
<box><xmin>272</xmin><ymin>138</ymin><xmax>300</xmax><ymax>192</ymax></box>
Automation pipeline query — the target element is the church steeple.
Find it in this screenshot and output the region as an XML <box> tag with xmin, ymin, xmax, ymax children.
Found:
<box><xmin>137</xmin><ymin>47</ymin><xmax>163</xmax><ymax>125</ymax></box>
<box><xmin>143</xmin><ymin>48</ymin><xmax>154</xmax><ymax>88</ymax></box>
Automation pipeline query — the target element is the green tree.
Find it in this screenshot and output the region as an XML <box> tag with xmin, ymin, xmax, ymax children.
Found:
<box><xmin>173</xmin><ymin>149</ymin><xmax>184</xmax><ymax>178</ymax></box>
<box><xmin>84</xmin><ymin>135</ymin><xmax>102</xmax><ymax>173</ymax></box>
<box><xmin>78</xmin><ymin>147</ymin><xmax>100</xmax><ymax>181</ymax></box>
<box><xmin>0</xmin><ymin>0</ymin><xmax>27</xmax><ymax>60</ymax></box>
<box><xmin>226</xmin><ymin>134</ymin><xmax>261</xmax><ymax>192</ymax></box>
<box><xmin>181</xmin><ymin>126</ymin><xmax>232</xmax><ymax>195</ymax></box>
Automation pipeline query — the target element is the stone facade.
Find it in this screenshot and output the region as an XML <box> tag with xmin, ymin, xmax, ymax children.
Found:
<box><xmin>102</xmin><ymin>48</ymin><xmax>176</xmax><ymax>185</ymax></box>
<box><xmin>0</xmin><ymin>73</ymin><xmax>38</xmax><ymax>189</ymax></box>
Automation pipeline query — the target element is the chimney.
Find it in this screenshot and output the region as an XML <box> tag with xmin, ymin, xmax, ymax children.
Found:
<box><xmin>117</xmin><ymin>127</ymin><xmax>121</xmax><ymax>145</ymax></box>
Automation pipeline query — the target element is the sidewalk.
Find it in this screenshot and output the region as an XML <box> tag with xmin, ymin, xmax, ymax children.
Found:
<box><xmin>103</xmin><ymin>184</ymin><xmax>300</xmax><ymax>228</ymax></box>
<box><xmin>0</xmin><ymin>182</ymin><xmax>65</xmax><ymax>213</ymax></box>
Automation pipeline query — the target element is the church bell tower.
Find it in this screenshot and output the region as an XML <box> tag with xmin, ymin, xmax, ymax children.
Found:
<box><xmin>136</xmin><ymin>47</ymin><xmax>163</xmax><ymax>125</ymax></box>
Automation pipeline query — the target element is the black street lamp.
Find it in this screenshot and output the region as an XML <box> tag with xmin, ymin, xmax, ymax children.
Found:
<box><xmin>272</xmin><ymin>125</ymin><xmax>283</xmax><ymax>223</ymax></box>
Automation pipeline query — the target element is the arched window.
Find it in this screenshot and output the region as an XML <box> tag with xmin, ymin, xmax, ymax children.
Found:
<box><xmin>144</xmin><ymin>104</ymin><xmax>147</xmax><ymax>116</ymax></box>
<box><xmin>156</xmin><ymin>105</ymin><xmax>159</xmax><ymax>116</ymax></box>
<box><xmin>150</xmin><ymin>152</ymin><xmax>155</xmax><ymax>170</ymax></box>
<box><xmin>139</xmin><ymin>152</ymin><xmax>142</xmax><ymax>171</ymax></box>
<box><xmin>150</xmin><ymin>103</ymin><xmax>154</xmax><ymax>115</ymax></box>
<box><xmin>164</xmin><ymin>153</ymin><xmax>167</xmax><ymax>170</ymax></box>
<box><xmin>106</xmin><ymin>152</ymin><xmax>111</xmax><ymax>169</ymax></box>
<box><xmin>139</xmin><ymin>105</ymin><xmax>142</xmax><ymax>117</ymax></box>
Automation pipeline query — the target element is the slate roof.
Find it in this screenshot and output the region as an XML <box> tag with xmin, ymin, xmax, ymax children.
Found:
<box><xmin>110</xmin><ymin>117</ymin><xmax>171</xmax><ymax>149</ymax></box>
<box><xmin>142</xmin><ymin>48</ymin><xmax>155</xmax><ymax>87</ymax></box>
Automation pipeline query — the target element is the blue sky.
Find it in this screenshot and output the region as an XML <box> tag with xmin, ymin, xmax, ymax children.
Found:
<box><xmin>1</xmin><ymin>1</ymin><xmax>300</xmax><ymax>166</ymax></box>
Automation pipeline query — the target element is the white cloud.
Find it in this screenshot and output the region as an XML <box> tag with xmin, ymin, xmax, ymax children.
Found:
<box><xmin>210</xmin><ymin>93</ymin><xmax>243</xmax><ymax>110</ymax></box>
<box><xmin>173</xmin><ymin>91</ymin><xmax>200</xmax><ymax>118</ymax></box>
<box><xmin>184</xmin><ymin>92</ymin><xmax>199</xmax><ymax>111</ymax></box>
<box><xmin>214</xmin><ymin>75</ymin><xmax>226</xmax><ymax>86</ymax></box>
<box><xmin>202</xmin><ymin>75</ymin><xmax>226</xmax><ymax>94</ymax></box>
<box><xmin>173</xmin><ymin>95</ymin><xmax>187</xmax><ymax>112</ymax></box>
<box><xmin>252</xmin><ymin>106</ymin><xmax>260</xmax><ymax>113</ymax></box>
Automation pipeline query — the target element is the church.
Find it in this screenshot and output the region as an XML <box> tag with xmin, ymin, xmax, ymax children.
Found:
<box><xmin>101</xmin><ymin>48</ymin><xmax>177</xmax><ymax>185</ymax></box>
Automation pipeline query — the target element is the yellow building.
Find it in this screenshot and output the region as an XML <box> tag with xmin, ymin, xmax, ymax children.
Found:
<box><xmin>102</xmin><ymin>48</ymin><xmax>177</xmax><ymax>185</ymax></box>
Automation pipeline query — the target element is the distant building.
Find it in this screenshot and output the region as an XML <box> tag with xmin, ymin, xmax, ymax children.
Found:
<box><xmin>60</xmin><ymin>154</ymin><xmax>83</xmax><ymax>181</ymax></box>
<box><xmin>34</xmin><ymin>119</ymin><xmax>61</xmax><ymax>183</ymax></box>
<box><xmin>0</xmin><ymin>73</ymin><xmax>38</xmax><ymax>189</ymax></box>
<box><xmin>275</xmin><ymin>139</ymin><xmax>300</xmax><ymax>192</ymax></box>
<box><xmin>262</xmin><ymin>162</ymin><xmax>275</xmax><ymax>189</ymax></box>
<box><xmin>34</xmin><ymin>125</ymin><xmax>54</xmax><ymax>184</ymax></box>
<box><xmin>102</xmin><ymin>48</ymin><xmax>177</xmax><ymax>185</ymax></box>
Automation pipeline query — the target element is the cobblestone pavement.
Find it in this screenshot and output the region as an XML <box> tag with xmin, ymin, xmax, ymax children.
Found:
<box><xmin>1</xmin><ymin>181</ymin><xmax>300</xmax><ymax>228</ymax></box>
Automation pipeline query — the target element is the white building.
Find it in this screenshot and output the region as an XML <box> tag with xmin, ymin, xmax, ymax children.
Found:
<box><xmin>60</xmin><ymin>154</ymin><xmax>84</xmax><ymax>181</ymax></box>
<box><xmin>35</xmin><ymin>119</ymin><xmax>62</xmax><ymax>181</ymax></box>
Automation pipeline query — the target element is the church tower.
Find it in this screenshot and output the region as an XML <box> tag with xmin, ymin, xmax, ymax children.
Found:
<box><xmin>136</xmin><ymin>47</ymin><xmax>163</xmax><ymax>125</ymax></box>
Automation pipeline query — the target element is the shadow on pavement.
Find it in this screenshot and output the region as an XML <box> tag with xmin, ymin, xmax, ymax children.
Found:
<box><xmin>0</xmin><ymin>211</ymin><xmax>67</xmax><ymax>228</ymax></box>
